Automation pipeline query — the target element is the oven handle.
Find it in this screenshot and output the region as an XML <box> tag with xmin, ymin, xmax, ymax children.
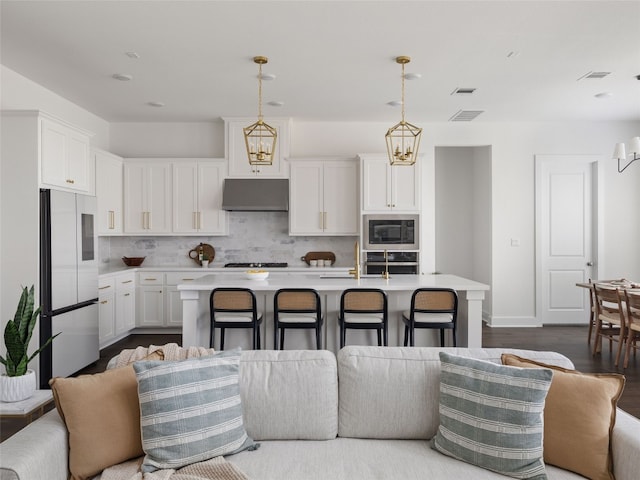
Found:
<box><xmin>364</xmin><ymin>262</ymin><xmax>419</xmax><ymax>266</ymax></box>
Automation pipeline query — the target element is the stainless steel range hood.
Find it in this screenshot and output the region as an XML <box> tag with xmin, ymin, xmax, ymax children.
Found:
<box><xmin>222</xmin><ymin>178</ymin><xmax>289</xmax><ymax>211</ymax></box>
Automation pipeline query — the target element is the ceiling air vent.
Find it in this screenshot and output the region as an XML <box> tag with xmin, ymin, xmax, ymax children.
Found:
<box><xmin>451</xmin><ymin>87</ymin><xmax>476</xmax><ymax>95</ymax></box>
<box><xmin>449</xmin><ymin>110</ymin><xmax>484</xmax><ymax>122</ymax></box>
<box><xmin>578</xmin><ymin>71</ymin><xmax>611</xmax><ymax>80</ymax></box>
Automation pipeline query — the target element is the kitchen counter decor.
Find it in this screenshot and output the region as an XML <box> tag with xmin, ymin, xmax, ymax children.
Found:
<box><xmin>188</xmin><ymin>243</ymin><xmax>215</xmax><ymax>267</ymax></box>
<box><xmin>301</xmin><ymin>251</ymin><xmax>336</xmax><ymax>266</ymax></box>
<box><xmin>121</xmin><ymin>256</ymin><xmax>145</xmax><ymax>267</ymax></box>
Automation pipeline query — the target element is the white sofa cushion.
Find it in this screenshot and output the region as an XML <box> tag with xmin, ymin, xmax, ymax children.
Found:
<box><xmin>227</xmin><ymin>438</ymin><xmax>585</xmax><ymax>480</ymax></box>
<box><xmin>337</xmin><ymin>346</ymin><xmax>574</xmax><ymax>439</ymax></box>
<box><xmin>238</xmin><ymin>350</ymin><xmax>338</xmax><ymax>440</ymax></box>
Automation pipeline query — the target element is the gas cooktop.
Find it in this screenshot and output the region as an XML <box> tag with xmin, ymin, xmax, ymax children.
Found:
<box><xmin>224</xmin><ymin>262</ymin><xmax>288</xmax><ymax>268</ymax></box>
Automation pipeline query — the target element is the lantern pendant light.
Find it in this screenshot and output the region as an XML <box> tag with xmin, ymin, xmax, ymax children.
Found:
<box><xmin>385</xmin><ymin>56</ymin><xmax>422</xmax><ymax>166</ymax></box>
<box><xmin>244</xmin><ymin>56</ymin><xmax>277</xmax><ymax>166</ymax></box>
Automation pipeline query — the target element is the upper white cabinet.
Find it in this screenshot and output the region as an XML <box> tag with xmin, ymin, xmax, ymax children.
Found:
<box><xmin>289</xmin><ymin>158</ymin><xmax>359</xmax><ymax>236</ymax></box>
<box><xmin>95</xmin><ymin>149</ymin><xmax>123</xmax><ymax>235</ymax></box>
<box><xmin>40</xmin><ymin>116</ymin><xmax>94</xmax><ymax>194</ymax></box>
<box><xmin>360</xmin><ymin>155</ymin><xmax>420</xmax><ymax>212</ymax></box>
<box><xmin>172</xmin><ymin>159</ymin><xmax>228</xmax><ymax>235</ymax></box>
<box><xmin>123</xmin><ymin>159</ymin><xmax>172</xmax><ymax>234</ymax></box>
<box><xmin>224</xmin><ymin>117</ymin><xmax>291</xmax><ymax>178</ymax></box>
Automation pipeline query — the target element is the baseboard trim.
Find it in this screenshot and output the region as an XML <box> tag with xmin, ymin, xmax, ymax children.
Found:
<box><xmin>484</xmin><ymin>316</ymin><xmax>542</xmax><ymax>328</ymax></box>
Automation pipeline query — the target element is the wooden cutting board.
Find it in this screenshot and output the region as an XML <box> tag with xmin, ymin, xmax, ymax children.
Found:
<box><xmin>301</xmin><ymin>251</ymin><xmax>336</xmax><ymax>266</ymax></box>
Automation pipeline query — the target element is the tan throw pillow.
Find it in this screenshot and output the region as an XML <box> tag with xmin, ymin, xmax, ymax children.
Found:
<box><xmin>501</xmin><ymin>354</ymin><xmax>625</xmax><ymax>480</ymax></box>
<box><xmin>49</xmin><ymin>350</ymin><xmax>163</xmax><ymax>480</ymax></box>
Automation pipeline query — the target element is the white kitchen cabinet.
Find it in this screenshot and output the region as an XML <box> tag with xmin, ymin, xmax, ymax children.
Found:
<box><xmin>360</xmin><ymin>155</ymin><xmax>420</xmax><ymax>212</ymax></box>
<box><xmin>115</xmin><ymin>272</ymin><xmax>136</xmax><ymax>334</ymax></box>
<box><xmin>165</xmin><ymin>272</ymin><xmax>208</xmax><ymax>327</ymax></box>
<box><xmin>95</xmin><ymin>149</ymin><xmax>123</xmax><ymax>235</ymax></box>
<box><xmin>98</xmin><ymin>278</ymin><xmax>116</xmax><ymax>347</ymax></box>
<box><xmin>289</xmin><ymin>158</ymin><xmax>358</xmax><ymax>235</ymax></box>
<box><xmin>172</xmin><ymin>160</ymin><xmax>227</xmax><ymax>235</ymax></box>
<box><xmin>224</xmin><ymin>117</ymin><xmax>291</xmax><ymax>178</ymax></box>
<box><xmin>137</xmin><ymin>273</ymin><xmax>164</xmax><ymax>327</ymax></box>
<box><xmin>40</xmin><ymin>116</ymin><xmax>94</xmax><ymax>194</ymax></box>
<box><xmin>124</xmin><ymin>160</ymin><xmax>172</xmax><ymax>234</ymax></box>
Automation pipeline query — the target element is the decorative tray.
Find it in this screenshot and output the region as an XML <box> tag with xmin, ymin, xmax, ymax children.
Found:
<box><xmin>301</xmin><ymin>251</ymin><xmax>336</xmax><ymax>266</ymax></box>
<box><xmin>188</xmin><ymin>243</ymin><xmax>215</xmax><ymax>266</ymax></box>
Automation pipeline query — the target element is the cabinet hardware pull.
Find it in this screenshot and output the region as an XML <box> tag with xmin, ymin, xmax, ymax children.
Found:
<box><xmin>99</xmin><ymin>285</ymin><xmax>111</xmax><ymax>290</ymax></box>
<box><xmin>108</xmin><ymin>210</ymin><xmax>115</xmax><ymax>229</ymax></box>
<box><xmin>145</xmin><ymin>278</ymin><xmax>157</xmax><ymax>281</ymax></box>
<box><xmin>100</xmin><ymin>300</ymin><xmax>108</xmax><ymax>304</ymax></box>
<box><xmin>66</xmin><ymin>179</ymin><xmax>75</xmax><ymax>184</ymax></box>
<box><xmin>183</xmin><ymin>278</ymin><xmax>194</xmax><ymax>281</ymax></box>
<box><xmin>147</xmin><ymin>211</ymin><xmax>151</xmax><ymax>230</ymax></box>
<box><xmin>124</xmin><ymin>293</ymin><xmax>130</xmax><ymax>297</ymax></box>
<box><xmin>197</xmin><ymin>212</ymin><xmax>201</xmax><ymax>230</ymax></box>
<box><xmin>121</xmin><ymin>280</ymin><xmax>133</xmax><ymax>284</ymax></box>
<box><xmin>323</xmin><ymin>212</ymin><xmax>327</xmax><ymax>230</ymax></box>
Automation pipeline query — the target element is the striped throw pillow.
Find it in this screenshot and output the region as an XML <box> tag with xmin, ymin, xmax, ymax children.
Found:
<box><xmin>133</xmin><ymin>350</ymin><xmax>256</xmax><ymax>473</ymax></box>
<box><xmin>433</xmin><ymin>352</ymin><xmax>552</xmax><ymax>480</ymax></box>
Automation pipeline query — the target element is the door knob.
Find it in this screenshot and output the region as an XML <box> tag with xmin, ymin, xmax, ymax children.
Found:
<box><xmin>586</xmin><ymin>261</ymin><xmax>594</xmax><ymax>266</ymax></box>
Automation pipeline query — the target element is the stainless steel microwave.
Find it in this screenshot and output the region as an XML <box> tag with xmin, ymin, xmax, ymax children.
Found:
<box><xmin>363</xmin><ymin>214</ymin><xmax>419</xmax><ymax>250</ymax></box>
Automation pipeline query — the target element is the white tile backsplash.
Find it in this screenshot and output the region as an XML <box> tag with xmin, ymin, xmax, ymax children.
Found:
<box><xmin>100</xmin><ymin>212</ymin><xmax>357</xmax><ymax>268</ymax></box>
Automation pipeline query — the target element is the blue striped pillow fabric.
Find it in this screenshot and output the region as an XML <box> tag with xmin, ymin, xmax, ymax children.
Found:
<box><xmin>433</xmin><ymin>352</ymin><xmax>552</xmax><ymax>480</ymax></box>
<box><xmin>133</xmin><ymin>350</ymin><xmax>256</xmax><ymax>473</ymax></box>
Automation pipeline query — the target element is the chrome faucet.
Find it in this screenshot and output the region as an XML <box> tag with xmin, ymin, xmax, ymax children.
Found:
<box><xmin>349</xmin><ymin>240</ymin><xmax>360</xmax><ymax>280</ymax></box>
<box><xmin>381</xmin><ymin>249</ymin><xmax>390</xmax><ymax>280</ymax></box>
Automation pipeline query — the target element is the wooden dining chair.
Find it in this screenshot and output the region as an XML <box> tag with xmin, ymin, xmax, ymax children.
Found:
<box><xmin>592</xmin><ymin>284</ymin><xmax>625</xmax><ymax>366</ymax></box>
<box><xmin>209</xmin><ymin>288</ymin><xmax>262</xmax><ymax>350</ymax></box>
<box><xmin>273</xmin><ymin>288</ymin><xmax>323</xmax><ymax>350</ymax></box>
<box><xmin>622</xmin><ymin>290</ymin><xmax>640</xmax><ymax>369</ymax></box>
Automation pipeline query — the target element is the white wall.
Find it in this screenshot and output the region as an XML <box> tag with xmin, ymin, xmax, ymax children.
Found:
<box><xmin>110</xmin><ymin>119</ymin><xmax>640</xmax><ymax>326</ymax></box>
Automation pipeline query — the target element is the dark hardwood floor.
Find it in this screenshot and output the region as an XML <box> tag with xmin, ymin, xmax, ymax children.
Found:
<box><xmin>2</xmin><ymin>326</ymin><xmax>638</xmax><ymax>442</ymax></box>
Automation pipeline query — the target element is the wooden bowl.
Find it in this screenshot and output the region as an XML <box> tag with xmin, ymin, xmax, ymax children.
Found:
<box><xmin>122</xmin><ymin>256</ymin><xmax>145</xmax><ymax>267</ymax></box>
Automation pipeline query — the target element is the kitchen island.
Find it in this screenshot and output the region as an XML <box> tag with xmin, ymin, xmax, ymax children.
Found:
<box><xmin>178</xmin><ymin>273</ymin><xmax>489</xmax><ymax>351</ymax></box>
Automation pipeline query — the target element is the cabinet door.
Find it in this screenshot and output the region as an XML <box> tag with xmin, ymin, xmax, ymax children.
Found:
<box><xmin>67</xmin><ymin>130</ymin><xmax>92</xmax><ymax>193</ymax></box>
<box><xmin>323</xmin><ymin>161</ymin><xmax>359</xmax><ymax>235</ymax></box>
<box><xmin>116</xmin><ymin>287</ymin><xmax>135</xmax><ymax>334</ymax></box>
<box><xmin>173</xmin><ymin>162</ymin><xmax>199</xmax><ymax>233</ymax></box>
<box><xmin>123</xmin><ymin>163</ymin><xmax>147</xmax><ymax>233</ymax></box>
<box><xmin>41</xmin><ymin>118</ymin><xmax>69</xmax><ymax>188</ymax></box>
<box><xmin>137</xmin><ymin>286</ymin><xmax>165</xmax><ymax>326</ymax></box>
<box><xmin>289</xmin><ymin>162</ymin><xmax>324</xmax><ymax>235</ymax></box>
<box><xmin>198</xmin><ymin>162</ymin><xmax>227</xmax><ymax>234</ymax></box>
<box><xmin>226</xmin><ymin>119</ymin><xmax>289</xmax><ymax>178</ymax></box>
<box><xmin>391</xmin><ymin>164</ymin><xmax>420</xmax><ymax>212</ymax></box>
<box><xmin>165</xmin><ymin>286</ymin><xmax>185</xmax><ymax>327</ymax></box>
<box><xmin>98</xmin><ymin>291</ymin><xmax>115</xmax><ymax>346</ymax></box>
<box><xmin>362</xmin><ymin>159</ymin><xmax>392</xmax><ymax>211</ymax></box>
<box><xmin>96</xmin><ymin>150</ymin><xmax>123</xmax><ymax>234</ymax></box>
<box><xmin>147</xmin><ymin>163</ymin><xmax>172</xmax><ymax>233</ymax></box>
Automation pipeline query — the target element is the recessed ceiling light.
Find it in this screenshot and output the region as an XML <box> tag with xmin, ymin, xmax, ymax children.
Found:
<box><xmin>112</xmin><ymin>73</ymin><xmax>133</xmax><ymax>81</ymax></box>
<box><xmin>387</xmin><ymin>100</ymin><xmax>402</xmax><ymax>107</ymax></box>
<box><xmin>259</xmin><ymin>73</ymin><xmax>276</xmax><ymax>81</ymax></box>
<box><xmin>267</xmin><ymin>100</ymin><xmax>284</xmax><ymax>107</ymax></box>
<box><xmin>403</xmin><ymin>72</ymin><xmax>422</xmax><ymax>80</ymax></box>
<box><xmin>594</xmin><ymin>92</ymin><xmax>613</xmax><ymax>99</ymax></box>
<box><xmin>147</xmin><ymin>101</ymin><xmax>165</xmax><ymax>107</ymax></box>
<box><xmin>125</xmin><ymin>52</ymin><xmax>140</xmax><ymax>59</ymax></box>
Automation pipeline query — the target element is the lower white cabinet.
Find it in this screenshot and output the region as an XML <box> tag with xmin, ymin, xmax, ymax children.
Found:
<box><xmin>99</xmin><ymin>272</ymin><xmax>136</xmax><ymax>348</ymax></box>
<box><xmin>137</xmin><ymin>271</ymin><xmax>208</xmax><ymax>327</ymax></box>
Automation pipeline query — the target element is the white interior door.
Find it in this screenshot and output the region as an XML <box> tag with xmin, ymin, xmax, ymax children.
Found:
<box><xmin>536</xmin><ymin>155</ymin><xmax>598</xmax><ymax>324</ymax></box>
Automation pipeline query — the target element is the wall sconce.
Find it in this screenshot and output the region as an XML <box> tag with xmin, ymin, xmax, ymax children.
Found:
<box><xmin>613</xmin><ymin>136</ymin><xmax>640</xmax><ymax>173</ymax></box>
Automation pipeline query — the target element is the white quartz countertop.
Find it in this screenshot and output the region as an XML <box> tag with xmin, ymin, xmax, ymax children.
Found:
<box><xmin>177</xmin><ymin>273</ymin><xmax>490</xmax><ymax>292</ymax></box>
<box><xmin>99</xmin><ymin>264</ymin><xmax>348</xmax><ymax>277</ymax></box>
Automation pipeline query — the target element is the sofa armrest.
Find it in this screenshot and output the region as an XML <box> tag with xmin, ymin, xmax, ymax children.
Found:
<box><xmin>612</xmin><ymin>409</ymin><xmax>640</xmax><ymax>480</ymax></box>
<box><xmin>0</xmin><ymin>409</ymin><xmax>68</xmax><ymax>480</ymax></box>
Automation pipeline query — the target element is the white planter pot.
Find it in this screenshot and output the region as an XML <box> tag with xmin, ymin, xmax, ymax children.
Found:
<box><xmin>0</xmin><ymin>369</ymin><xmax>37</xmax><ymax>402</ymax></box>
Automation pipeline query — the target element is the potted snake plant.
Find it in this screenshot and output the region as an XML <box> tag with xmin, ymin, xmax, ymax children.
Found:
<box><xmin>0</xmin><ymin>285</ymin><xmax>59</xmax><ymax>402</ymax></box>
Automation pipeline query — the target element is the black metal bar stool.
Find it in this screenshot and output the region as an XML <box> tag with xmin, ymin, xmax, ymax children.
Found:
<box><xmin>209</xmin><ymin>287</ymin><xmax>262</xmax><ymax>350</ymax></box>
<box><xmin>273</xmin><ymin>288</ymin><xmax>323</xmax><ymax>350</ymax></box>
<box><xmin>338</xmin><ymin>288</ymin><xmax>388</xmax><ymax>348</ymax></box>
<box><xmin>402</xmin><ymin>288</ymin><xmax>458</xmax><ymax>347</ymax></box>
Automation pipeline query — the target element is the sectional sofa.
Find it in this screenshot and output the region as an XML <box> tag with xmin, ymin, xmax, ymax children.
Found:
<box><xmin>1</xmin><ymin>346</ymin><xmax>639</xmax><ymax>480</ymax></box>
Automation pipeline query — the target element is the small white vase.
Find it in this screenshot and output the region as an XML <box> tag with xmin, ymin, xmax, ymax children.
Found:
<box><xmin>0</xmin><ymin>369</ymin><xmax>37</xmax><ymax>402</ymax></box>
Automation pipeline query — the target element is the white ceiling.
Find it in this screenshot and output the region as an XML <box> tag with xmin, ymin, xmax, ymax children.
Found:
<box><xmin>1</xmin><ymin>0</ymin><xmax>639</xmax><ymax>123</ymax></box>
